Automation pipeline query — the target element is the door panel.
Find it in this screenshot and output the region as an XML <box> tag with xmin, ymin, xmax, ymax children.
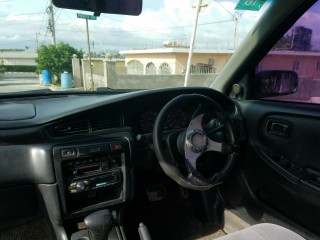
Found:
<box><xmin>237</xmin><ymin>100</ymin><xmax>320</xmax><ymax>237</ymax></box>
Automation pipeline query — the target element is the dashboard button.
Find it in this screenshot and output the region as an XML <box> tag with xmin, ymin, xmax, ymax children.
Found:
<box><xmin>61</xmin><ymin>148</ymin><xmax>77</xmax><ymax>158</ymax></box>
<box><xmin>101</xmin><ymin>161</ymin><xmax>108</xmax><ymax>169</ymax></box>
<box><xmin>76</xmin><ymin>182</ymin><xmax>86</xmax><ymax>192</ymax></box>
<box><xmin>110</xmin><ymin>143</ymin><xmax>122</xmax><ymax>151</ymax></box>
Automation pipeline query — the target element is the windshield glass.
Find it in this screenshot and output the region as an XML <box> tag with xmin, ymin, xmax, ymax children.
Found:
<box><xmin>0</xmin><ymin>0</ymin><xmax>271</xmax><ymax>93</ymax></box>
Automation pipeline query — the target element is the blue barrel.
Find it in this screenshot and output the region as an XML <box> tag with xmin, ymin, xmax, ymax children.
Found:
<box><xmin>42</xmin><ymin>70</ymin><xmax>52</xmax><ymax>85</ymax></box>
<box><xmin>61</xmin><ymin>72</ymin><xmax>73</xmax><ymax>89</ymax></box>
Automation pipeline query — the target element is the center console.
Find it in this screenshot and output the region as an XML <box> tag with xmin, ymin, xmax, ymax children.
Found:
<box><xmin>53</xmin><ymin>138</ymin><xmax>133</xmax><ymax>217</ymax></box>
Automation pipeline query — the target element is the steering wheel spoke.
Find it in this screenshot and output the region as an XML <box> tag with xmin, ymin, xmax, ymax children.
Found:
<box><xmin>207</xmin><ymin>139</ymin><xmax>232</xmax><ymax>154</ymax></box>
<box><xmin>187</xmin><ymin>113</ymin><xmax>204</xmax><ymax>131</ymax></box>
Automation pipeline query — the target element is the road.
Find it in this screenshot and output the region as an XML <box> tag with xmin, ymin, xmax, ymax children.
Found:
<box><xmin>0</xmin><ymin>72</ymin><xmax>48</xmax><ymax>93</ymax></box>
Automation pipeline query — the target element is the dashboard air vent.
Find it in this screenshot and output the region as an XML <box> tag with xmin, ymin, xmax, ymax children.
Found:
<box><xmin>53</xmin><ymin>113</ymin><xmax>122</xmax><ymax>137</ymax></box>
<box><xmin>54</xmin><ymin>120</ymin><xmax>90</xmax><ymax>136</ymax></box>
<box><xmin>91</xmin><ymin>115</ymin><xmax>121</xmax><ymax>131</ymax></box>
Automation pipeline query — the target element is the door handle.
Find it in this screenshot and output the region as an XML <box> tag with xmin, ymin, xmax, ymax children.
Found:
<box><xmin>266</xmin><ymin>120</ymin><xmax>291</xmax><ymax>137</ymax></box>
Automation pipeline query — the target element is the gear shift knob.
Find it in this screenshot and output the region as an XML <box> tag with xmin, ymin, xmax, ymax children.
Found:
<box><xmin>84</xmin><ymin>210</ymin><xmax>112</xmax><ymax>240</ymax></box>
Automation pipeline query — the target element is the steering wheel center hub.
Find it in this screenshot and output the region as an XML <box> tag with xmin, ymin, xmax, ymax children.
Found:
<box><xmin>186</xmin><ymin>129</ymin><xmax>208</xmax><ymax>153</ymax></box>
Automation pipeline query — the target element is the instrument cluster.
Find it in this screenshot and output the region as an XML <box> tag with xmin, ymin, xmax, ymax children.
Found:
<box><xmin>139</xmin><ymin>107</ymin><xmax>190</xmax><ymax>133</ymax></box>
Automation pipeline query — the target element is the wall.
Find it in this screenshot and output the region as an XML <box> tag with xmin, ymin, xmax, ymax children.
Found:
<box><xmin>78</xmin><ymin>59</ymin><xmax>217</xmax><ymax>89</ymax></box>
<box><xmin>81</xmin><ymin>59</ymin><xmax>106</xmax><ymax>90</ymax></box>
<box><xmin>175</xmin><ymin>52</ymin><xmax>233</xmax><ymax>74</ymax></box>
<box><xmin>116</xmin><ymin>74</ymin><xmax>217</xmax><ymax>89</ymax></box>
<box><xmin>72</xmin><ymin>58</ymin><xmax>82</xmax><ymax>87</ymax></box>
<box><xmin>125</xmin><ymin>53</ymin><xmax>176</xmax><ymax>74</ymax></box>
<box><xmin>1</xmin><ymin>58</ymin><xmax>36</xmax><ymax>66</ymax></box>
<box><xmin>123</xmin><ymin>52</ymin><xmax>233</xmax><ymax>74</ymax></box>
<box><xmin>260</xmin><ymin>52</ymin><xmax>320</xmax><ymax>80</ymax></box>
<box><xmin>0</xmin><ymin>52</ymin><xmax>37</xmax><ymax>66</ymax></box>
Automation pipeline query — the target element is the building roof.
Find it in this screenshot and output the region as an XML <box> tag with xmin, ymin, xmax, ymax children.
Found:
<box><xmin>0</xmin><ymin>51</ymin><xmax>37</xmax><ymax>59</ymax></box>
<box><xmin>120</xmin><ymin>48</ymin><xmax>235</xmax><ymax>55</ymax></box>
<box><xmin>269</xmin><ymin>50</ymin><xmax>320</xmax><ymax>56</ymax></box>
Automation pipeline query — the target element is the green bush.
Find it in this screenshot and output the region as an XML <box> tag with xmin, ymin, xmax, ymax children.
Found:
<box><xmin>2</xmin><ymin>65</ymin><xmax>36</xmax><ymax>72</ymax></box>
<box><xmin>36</xmin><ymin>42</ymin><xmax>82</xmax><ymax>78</ymax></box>
<box><xmin>0</xmin><ymin>67</ymin><xmax>5</xmax><ymax>74</ymax></box>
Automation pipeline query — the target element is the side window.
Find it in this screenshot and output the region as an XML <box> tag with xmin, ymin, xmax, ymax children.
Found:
<box><xmin>257</xmin><ymin>1</ymin><xmax>320</xmax><ymax>104</ymax></box>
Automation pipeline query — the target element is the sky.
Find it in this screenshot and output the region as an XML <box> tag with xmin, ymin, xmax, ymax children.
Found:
<box><xmin>0</xmin><ymin>0</ymin><xmax>271</xmax><ymax>53</ymax></box>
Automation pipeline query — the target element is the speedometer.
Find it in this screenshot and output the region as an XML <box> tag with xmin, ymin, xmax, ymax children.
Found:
<box><xmin>165</xmin><ymin>107</ymin><xmax>188</xmax><ymax>130</ymax></box>
<box><xmin>139</xmin><ymin>109</ymin><xmax>158</xmax><ymax>133</ymax></box>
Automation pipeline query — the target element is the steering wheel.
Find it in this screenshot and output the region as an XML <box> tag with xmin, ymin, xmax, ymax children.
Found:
<box><xmin>153</xmin><ymin>94</ymin><xmax>239</xmax><ymax>190</ymax></box>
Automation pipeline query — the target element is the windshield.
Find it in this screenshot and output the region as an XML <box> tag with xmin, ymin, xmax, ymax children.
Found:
<box><xmin>0</xmin><ymin>0</ymin><xmax>271</xmax><ymax>93</ymax></box>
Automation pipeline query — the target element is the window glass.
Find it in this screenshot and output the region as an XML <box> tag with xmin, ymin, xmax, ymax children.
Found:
<box><xmin>0</xmin><ymin>0</ymin><xmax>272</xmax><ymax>93</ymax></box>
<box><xmin>257</xmin><ymin>1</ymin><xmax>320</xmax><ymax>104</ymax></box>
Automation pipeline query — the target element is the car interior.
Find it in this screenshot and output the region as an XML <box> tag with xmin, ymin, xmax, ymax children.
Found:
<box><xmin>0</xmin><ymin>0</ymin><xmax>320</xmax><ymax>240</ymax></box>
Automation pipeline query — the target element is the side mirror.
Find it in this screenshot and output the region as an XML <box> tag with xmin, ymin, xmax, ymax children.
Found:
<box><xmin>254</xmin><ymin>70</ymin><xmax>298</xmax><ymax>98</ymax></box>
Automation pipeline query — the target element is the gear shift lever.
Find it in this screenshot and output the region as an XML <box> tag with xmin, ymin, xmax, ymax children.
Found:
<box><xmin>84</xmin><ymin>210</ymin><xmax>112</xmax><ymax>240</ymax></box>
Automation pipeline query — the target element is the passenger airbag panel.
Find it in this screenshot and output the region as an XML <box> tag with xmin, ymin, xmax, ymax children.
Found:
<box><xmin>0</xmin><ymin>145</ymin><xmax>55</xmax><ymax>186</ymax></box>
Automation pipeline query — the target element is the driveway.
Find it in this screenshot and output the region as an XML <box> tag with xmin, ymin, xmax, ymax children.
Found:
<box><xmin>0</xmin><ymin>72</ymin><xmax>48</xmax><ymax>93</ymax></box>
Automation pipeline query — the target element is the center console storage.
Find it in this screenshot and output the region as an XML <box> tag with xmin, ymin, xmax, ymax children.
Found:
<box><xmin>53</xmin><ymin>138</ymin><xmax>133</xmax><ymax>217</ymax></box>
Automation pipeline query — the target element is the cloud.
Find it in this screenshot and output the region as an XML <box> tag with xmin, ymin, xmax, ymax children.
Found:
<box><xmin>6</xmin><ymin>13</ymin><xmax>42</xmax><ymax>21</ymax></box>
<box><xmin>0</xmin><ymin>0</ymin><xmax>270</xmax><ymax>51</ymax></box>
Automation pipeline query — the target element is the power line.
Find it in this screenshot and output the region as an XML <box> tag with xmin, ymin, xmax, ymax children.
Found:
<box><xmin>214</xmin><ymin>0</ymin><xmax>235</xmax><ymax>17</ymax></box>
<box><xmin>91</xmin><ymin>18</ymin><xmax>233</xmax><ymax>33</ymax></box>
<box><xmin>55</xmin><ymin>8</ymin><xmax>63</xmax><ymax>23</ymax></box>
<box><xmin>38</xmin><ymin>0</ymin><xmax>49</xmax><ymax>34</ymax></box>
<box><xmin>60</xmin><ymin>19</ymin><xmax>233</xmax><ymax>36</ymax></box>
<box><xmin>54</xmin><ymin>18</ymin><xmax>234</xmax><ymax>47</ymax></box>
<box><xmin>59</xmin><ymin>10</ymin><xmax>87</xmax><ymax>40</ymax></box>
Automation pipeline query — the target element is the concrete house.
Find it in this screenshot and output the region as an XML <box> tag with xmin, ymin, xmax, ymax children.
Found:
<box><xmin>120</xmin><ymin>47</ymin><xmax>234</xmax><ymax>75</ymax></box>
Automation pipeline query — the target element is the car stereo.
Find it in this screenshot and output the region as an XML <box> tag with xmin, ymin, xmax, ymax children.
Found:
<box><xmin>53</xmin><ymin>138</ymin><xmax>132</xmax><ymax>216</ymax></box>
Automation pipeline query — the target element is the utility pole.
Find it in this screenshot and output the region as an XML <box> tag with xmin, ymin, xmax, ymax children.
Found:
<box><xmin>233</xmin><ymin>12</ymin><xmax>239</xmax><ymax>50</ymax></box>
<box><xmin>86</xmin><ymin>19</ymin><xmax>94</xmax><ymax>90</ymax></box>
<box><xmin>76</xmin><ymin>13</ymin><xmax>97</xmax><ymax>90</ymax></box>
<box><xmin>36</xmin><ymin>32</ymin><xmax>39</xmax><ymax>50</ymax></box>
<box><xmin>47</xmin><ymin>0</ymin><xmax>56</xmax><ymax>46</ymax></box>
<box><xmin>184</xmin><ymin>0</ymin><xmax>207</xmax><ymax>87</ymax></box>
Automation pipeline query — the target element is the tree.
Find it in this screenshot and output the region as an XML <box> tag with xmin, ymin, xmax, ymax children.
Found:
<box><xmin>36</xmin><ymin>42</ymin><xmax>82</xmax><ymax>80</ymax></box>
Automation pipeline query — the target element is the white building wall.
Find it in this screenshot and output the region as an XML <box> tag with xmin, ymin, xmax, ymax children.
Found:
<box><xmin>1</xmin><ymin>58</ymin><xmax>36</xmax><ymax>66</ymax></box>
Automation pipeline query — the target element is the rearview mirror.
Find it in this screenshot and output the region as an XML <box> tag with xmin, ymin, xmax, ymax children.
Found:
<box><xmin>52</xmin><ymin>0</ymin><xmax>142</xmax><ymax>16</ymax></box>
<box><xmin>254</xmin><ymin>70</ymin><xmax>298</xmax><ymax>98</ymax></box>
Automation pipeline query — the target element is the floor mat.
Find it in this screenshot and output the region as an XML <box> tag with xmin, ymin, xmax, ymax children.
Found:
<box><xmin>182</xmin><ymin>228</ymin><xmax>226</xmax><ymax>240</ymax></box>
<box><xmin>0</xmin><ymin>217</ymin><xmax>54</xmax><ymax>240</ymax></box>
<box><xmin>125</xmin><ymin>199</ymin><xmax>226</xmax><ymax>240</ymax></box>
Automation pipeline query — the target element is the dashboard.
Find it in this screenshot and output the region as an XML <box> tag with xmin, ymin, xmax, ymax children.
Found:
<box><xmin>0</xmin><ymin>87</ymin><xmax>243</xmax><ymax>239</ymax></box>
